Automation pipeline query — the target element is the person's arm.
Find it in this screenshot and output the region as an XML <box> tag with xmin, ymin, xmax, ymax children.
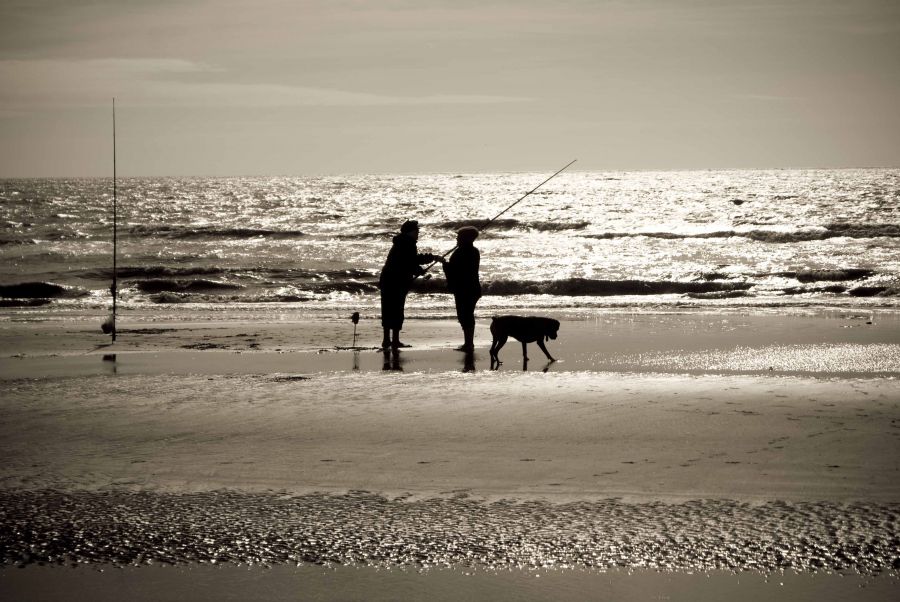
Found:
<box><xmin>416</xmin><ymin>252</ymin><xmax>441</xmax><ymax>265</ymax></box>
<box><xmin>473</xmin><ymin>248</ymin><xmax>482</xmax><ymax>297</ymax></box>
<box><xmin>442</xmin><ymin>255</ymin><xmax>456</xmax><ymax>291</ymax></box>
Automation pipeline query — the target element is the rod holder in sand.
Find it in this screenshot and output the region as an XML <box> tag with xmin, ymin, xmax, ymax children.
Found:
<box><xmin>351</xmin><ymin>312</ymin><xmax>360</xmax><ymax>347</ymax></box>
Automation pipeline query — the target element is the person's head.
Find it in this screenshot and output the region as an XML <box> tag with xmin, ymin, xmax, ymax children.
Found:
<box><xmin>456</xmin><ymin>226</ymin><xmax>479</xmax><ymax>246</ymax></box>
<box><xmin>400</xmin><ymin>219</ymin><xmax>419</xmax><ymax>240</ymax></box>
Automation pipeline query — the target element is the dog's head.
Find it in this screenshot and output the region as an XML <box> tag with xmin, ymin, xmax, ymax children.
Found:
<box><xmin>544</xmin><ymin>318</ymin><xmax>560</xmax><ymax>341</ymax></box>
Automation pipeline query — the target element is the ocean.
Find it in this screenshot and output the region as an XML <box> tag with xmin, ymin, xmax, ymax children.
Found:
<box><xmin>1</xmin><ymin>168</ymin><xmax>899</xmax><ymax>317</ymax></box>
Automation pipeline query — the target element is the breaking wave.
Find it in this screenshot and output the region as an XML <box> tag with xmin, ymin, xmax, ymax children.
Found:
<box><xmin>78</xmin><ymin>265</ymin><xmax>228</xmax><ymax>280</ymax></box>
<box><xmin>849</xmin><ymin>286</ymin><xmax>896</xmax><ymax>297</ymax></box>
<box><xmin>585</xmin><ymin>223</ymin><xmax>900</xmax><ymax>243</ymax></box>
<box><xmin>587</xmin><ymin>230</ymin><xmax>736</xmax><ymax>241</ymax></box>
<box><xmin>412</xmin><ymin>278</ymin><xmax>755</xmax><ymax>297</ymax></box>
<box><xmin>149</xmin><ymin>292</ymin><xmax>313</xmax><ymax>304</ymax></box>
<box><xmin>137</xmin><ymin>278</ymin><xmax>758</xmax><ymax>303</ymax></box>
<box><xmin>0</xmin><ymin>281</ymin><xmax>86</xmax><ymax>298</ymax></box>
<box><xmin>781</xmin><ymin>285</ymin><xmax>850</xmax><ymax>295</ymax></box>
<box><xmin>262</xmin><ymin>267</ymin><xmax>378</xmax><ymax>281</ymax></box>
<box><xmin>130</xmin><ymin>275</ymin><xmax>898</xmax><ymax>304</ymax></box>
<box><xmin>790</xmin><ymin>268</ymin><xmax>875</xmax><ymax>283</ymax></box>
<box><xmin>128</xmin><ymin>225</ymin><xmax>306</xmax><ymax>239</ymax></box>
<box><xmin>779</xmin><ymin>285</ymin><xmax>897</xmax><ymax>297</ymax></box>
<box><xmin>823</xmin><ymin>222</ymin><xmax>900</xmax><ymax>239</ymax></box>
<box><xmin>133</xmin><ymin>279</ymin><xmax>245</xmax><ymax>293</ymax></box>
<box><xmin>0</xmin><ymin>298</ymin><xmax>53</xmax><ymax>307</ymax></box>
<box><xmin>336</xmin><ymin>231</ymin><xmax>397</xmax><ymax>240</ymax></box>
<box><xmin>82</xmin><ymin>266</ymin><xmax>379</xmax><ymax>283</ymax></box>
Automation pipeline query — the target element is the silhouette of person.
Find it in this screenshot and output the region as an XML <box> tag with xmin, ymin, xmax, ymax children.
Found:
<box><xmin>378</xmin><ymin>220</ymin><xmax>441</xmax><ymax>349</ymax></box>
<box><xmin>443</xmin><ymin>226</ymin><xmax>481</xmax><ymax>352</ymax></box>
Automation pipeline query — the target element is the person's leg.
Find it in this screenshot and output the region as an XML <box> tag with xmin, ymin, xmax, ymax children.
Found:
<box><xmin>463</xmin><ymin>324</ymin><xmax>474</xmax><ymax>349</ymax></box>
<box><xmin>455</xmin><ymin>294</ymin><xmax>476</xmax><ymax>351</ymax></box>
<box><xmin>390</xmin><ymin>292</ymin><xmax>409</xmax><ymax>348</ymax></box>
<box><xmin>380</xmin><ymin>291</ymin><xmax>392</xmax><ymax>348</ymax></box>
<box><xmin>453</xmin><ymin>294</ymin><xmax>465</xmax><ymax>350</ymax></box>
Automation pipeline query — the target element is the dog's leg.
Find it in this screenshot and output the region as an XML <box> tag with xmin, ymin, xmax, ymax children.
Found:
<box><xmin>537</xmin><ymin>339</ymin><xmax>555</xmax><ymax>361</ymax></box>
<box><xmin>521</xmin><ymin>341</ymin><xmax>529</xmax><ymax>361</ymax></box>
<box><xmin>491</xmin><ymin>336</ymin><xmax>507</xmax><ymax>363</ymax></box>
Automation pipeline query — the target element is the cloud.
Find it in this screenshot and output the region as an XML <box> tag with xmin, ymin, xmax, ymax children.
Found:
<box><xmin>0</xmin><ymin>58</ymin><xmax>531</xmax><ymax>111</ymax></box>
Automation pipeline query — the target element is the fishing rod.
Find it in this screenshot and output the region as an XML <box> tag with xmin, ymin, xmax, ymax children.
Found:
<box><xmin>422</xmin><ymin>159</ymin><xmax>577</xmax><ymax>273</ymax></box>
<box><xmin>477</xmin><ymin>159</ymin><xmax>577</xmax><ymax>234</ymax></box>
<box><xmin>113</xmin><ymin>98</ymin><xmax>118</xmax><ymax>343</ymax></box>
<box><xmin>100</xmin><ymin>99</ymin><xmax>118</xmax><ymax>342</ymax></box>
<box><xmin>112</xmin><ymin>98</ymin><xmax>117</xmax><ymax>342</ymax></box>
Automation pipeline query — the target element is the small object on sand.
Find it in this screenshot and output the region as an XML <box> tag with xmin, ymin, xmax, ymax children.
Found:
<box><xmin>731</xmin><ymin>199</ymin><xmax>745</xmax><ymax>206</ymax></box>
<box><xmin>101</xmin><ymin>314</ymin><xmax>115</xmax><ymax>335</ymax></box>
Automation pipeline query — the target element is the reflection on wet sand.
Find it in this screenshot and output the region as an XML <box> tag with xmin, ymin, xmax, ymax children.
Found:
<box><xmin>1</xmin><ymin>490</ymin><xmax>896</xmax><ymax>575</ymax></box>
<box><xmin>382</xmin><ymin>349</ymin><xmax>405</xmax><ymax>372</ymax></box>
<box><xmin>461</xmin><ymin>349</ymin><xmax>475</xmax><ymax>373</ymax></box>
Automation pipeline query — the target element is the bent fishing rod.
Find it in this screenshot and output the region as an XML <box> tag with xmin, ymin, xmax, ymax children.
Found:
<box><xmin>421</xmin><ymin>158</ymin><xmax>577</xmax><ymax>274</ymax></box>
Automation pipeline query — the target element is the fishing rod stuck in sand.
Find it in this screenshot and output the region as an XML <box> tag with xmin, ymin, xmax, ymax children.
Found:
<box><xmin>101</xmin><ymin>98</ymin><xmax>118</xmax><ymax>343</ymax></box>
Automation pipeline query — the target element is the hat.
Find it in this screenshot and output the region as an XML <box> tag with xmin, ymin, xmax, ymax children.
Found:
<box><xmin>400</xmin><ymin>220</ymin><xmax>419</xmax><ymax>234</ymax></box>
<box><xmin>457</xmin><ymin>226</ymin><xmax>479</xmax><ymax>243</ymax></box>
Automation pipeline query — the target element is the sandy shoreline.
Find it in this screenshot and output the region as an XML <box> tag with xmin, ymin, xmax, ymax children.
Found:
<box><xmin>2</xmin><ymin>309</ymin><xmax>899</xmax><ymax>376</ymax></box>
<box><xmin>1</xmin><ymin>309</ymin><xmax>898</xmax><ymax>595</ymax></box>
<box><xmin>2</xmin><ymin>370</ymin><xmax>898</xmax><ymax>502</ymax></box>
<box><xmin>3</xmin><ymin>566</ymin><xmax>899</xmax><ymax>602</ymax></box>
<box><xmin>3</xmin><ymin>564</ymin><xmax>896</xmax><ymax>602</ymax></box>
<box><xmin>1</xmin><ymin>310</ymin><xmax>899</xmax><ymax>502</ymax></box>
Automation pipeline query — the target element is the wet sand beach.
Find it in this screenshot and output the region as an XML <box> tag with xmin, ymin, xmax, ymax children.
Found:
<box><xmin>1</xmin><ymin>310</ymin><xmax>898</xmax><ymax>599</ymax></box>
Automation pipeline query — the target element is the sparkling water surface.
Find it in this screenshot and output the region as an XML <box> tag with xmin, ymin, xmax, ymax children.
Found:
<box><xmin>1</xmin><ymin>169</ymin><xmax>898</xmax><ymax>314</ymax></box>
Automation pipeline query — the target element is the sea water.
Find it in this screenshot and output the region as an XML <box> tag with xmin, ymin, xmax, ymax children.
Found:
<box><xmin>1</xmin><ymin>168</ymin><xmax>898</xmax><ymax>317</ymax></box>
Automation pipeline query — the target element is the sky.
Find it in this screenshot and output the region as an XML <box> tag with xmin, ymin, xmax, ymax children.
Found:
<box><xmin>1</xmin><ymin>0</ymin><xmax>898</xmax><ymax>176</ymax></box>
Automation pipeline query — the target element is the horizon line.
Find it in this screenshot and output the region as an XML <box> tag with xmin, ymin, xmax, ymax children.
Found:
<box><xmin>2</xmin><ymin>164</ymin><xmax>899</xmax><ymax>180</ymax></box>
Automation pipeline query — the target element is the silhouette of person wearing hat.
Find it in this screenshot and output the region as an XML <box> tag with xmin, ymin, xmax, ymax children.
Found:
<box><xmin>378</xmin><ymin>220</ymin><xmax>442</xmax><ymax>349</ymax></box>
<box><xmin>443</xmin><ymin>226</ymin><xmax>481</xmax><ymax>352</ymax></box>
